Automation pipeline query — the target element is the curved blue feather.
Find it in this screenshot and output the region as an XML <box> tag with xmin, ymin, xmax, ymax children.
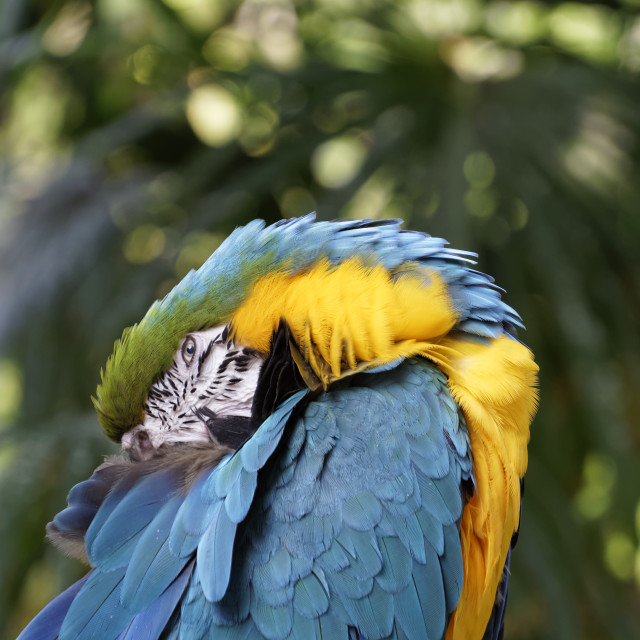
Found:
<box><xmin>167</xmin><ymin>389</ymin><xmax>307</xmax><ymax>566</ymax></box>
<box><xmin>168</xmin><ymin>471</ymin><xmax>223</xmax><ymax>558</ymax></box>
<box><xmin>240</xmin><ymin>391</ymin><xmax>308</xmax><ymax>473</ymax></box>
<box><xmin>293</xmin><ymin>571</ymin><xmax>330</xmax><ymax>618</ymax></box>
<box><xmin>59</xmin><ymin>568</ymin><xmax>131</xmax><ymax>640</ymax></box>
<box><xmin>225</xmin><ymin>467</ymin><xmax>258</xmax><ymax>523</ymax></box>
<box><xmin>195</xmin><ymin>389</ymin><xmax>309</xmax><ymax>603</ymax></box>
<box><xmin>196</xmin><ymin>499</ymin><xmax>237</xmax><ymax>602</ymax></box>
<box><xmin>120</xmin><ymin>495</ymin><xmax>188</xmax><ymax>610</ymax></box>
<box><xmin>87</xmin><ymin>468</ymin><xmax>179</xmax><ymax>568</ymax></box>
<box><xmin>48</xmin><ymin>464</ymin><xmax>123</xmax><ymax>544</ymax></box>
<box><xmin>116</xmin><ymin>560</ymin><xmax>194</xmax><ymax>640</ymax></box>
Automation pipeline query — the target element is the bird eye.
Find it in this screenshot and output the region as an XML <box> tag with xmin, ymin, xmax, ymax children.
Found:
<box><xmin>181</xmin><ymin>337</ymin><xmax>196</xmax><ymax>366</ymax></box>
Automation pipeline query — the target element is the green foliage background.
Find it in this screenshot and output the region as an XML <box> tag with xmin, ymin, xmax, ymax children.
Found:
<box><xmin>1</xmin><ymin>1</ymin><xmax>639</xmax><ymax>637</ymax></box>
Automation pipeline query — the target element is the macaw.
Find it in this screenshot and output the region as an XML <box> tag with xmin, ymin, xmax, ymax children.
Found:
<box><xmin>19</xmin><ymin>215</ymin><xmax>538</xmax><ymax>640</ymax></box>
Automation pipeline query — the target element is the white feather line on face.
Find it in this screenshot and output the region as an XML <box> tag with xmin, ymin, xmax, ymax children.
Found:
<box><xmin>121</xmin><ymin>325</ymin><xmax>264</xmax><ymax>459</ymax></box>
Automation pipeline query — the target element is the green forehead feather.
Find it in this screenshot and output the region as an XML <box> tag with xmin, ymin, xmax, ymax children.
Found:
<box><xmin>93</xmin><ymin>215</ymin><xmax>517</xmax><ymax>442</ymax></box>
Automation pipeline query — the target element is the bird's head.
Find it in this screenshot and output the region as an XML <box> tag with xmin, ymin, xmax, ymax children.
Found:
<box><xmin>94</xmin><ymin>215</ymin><xmax>527</xmax><ymax>460</ymax></box>
<box><xmin>119</xmin><ymin>325</ymin><xmax>264</xmax><ymax>460</ymax></box>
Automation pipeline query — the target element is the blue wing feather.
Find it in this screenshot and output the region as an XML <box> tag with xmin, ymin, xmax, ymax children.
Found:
<box><xmin>413</xmin><ymin>551</ymin><xmax>447</xmax><ymax>640</ymax></box>
<box><xmin>87</xmin><ymin>468</ymin><xmax>179</xmax><ymax>568</ymax></box>
<box><xmin>196</xmin><ymin>499</ymin><xmax>238</xmax><ymax>602</ymax></box>
<box><xmin>120</xmin><ymin>495</ymin><xmax>188</xmax><ymax>610</ymax></box>
<box><xmin>224</xmin><ymin>467</ymin><xmax>258</xmax><ymax>523</ymax></box>
<box><xmin>168</xmin><ymin>472</ymin><xmax>222</xmax><ymax>557</ymax></box>
<box><xmin>375</xmin><ymin>537</ymin><xmax>411</xmax><ymax>594</ymax></box>
<box><xmin>48</xmin><ymin>463</ymin><xmax>127</xmax><ymax>549</ymax></box>
<box><xmin>196</xmin><ymin>389</ymin><xmax>309</xmax><ymax>603</ymax></box>
<box><xmin>116</xmin><ymin>560</ymin><xmax>194</xmax><ymax>640</ymax></box>
<box><xmin>393</xmin><ymin>574</ymin><xmax>432</xmax><ymax>640</ymax></box>
<box><xmin>293</xmin><ymin>572</ymin><xmax>330</xmax><ymax>618</ymax></box>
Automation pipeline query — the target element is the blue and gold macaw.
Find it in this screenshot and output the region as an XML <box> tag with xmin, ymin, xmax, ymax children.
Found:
<box><xmin>20</xmin><ymin>215</ymin><xmax>538</xmax><ymax>640</ymax></box>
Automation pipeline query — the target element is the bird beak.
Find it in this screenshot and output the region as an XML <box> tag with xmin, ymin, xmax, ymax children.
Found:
<box><xmin>121</xmin><ymin>427</ymin><xmax>158</xmax><ymax>461</ymax></box>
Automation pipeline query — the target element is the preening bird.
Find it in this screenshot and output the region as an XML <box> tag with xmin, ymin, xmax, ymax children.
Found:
<box><xmin>20</xmin><ymin>215</ymin><xmax>538</xmax><ymax>640</ymax></box>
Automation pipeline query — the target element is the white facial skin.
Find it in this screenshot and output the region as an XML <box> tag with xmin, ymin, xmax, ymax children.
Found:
<box><xmin>121</xmin><ymin>325</ymin><xmax>264</xmax><ymax>460</ymax></box>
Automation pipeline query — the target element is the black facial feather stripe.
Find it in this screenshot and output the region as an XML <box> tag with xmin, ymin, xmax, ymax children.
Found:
<box><xmin>216</xmin><ymin>358</ymin><xmax>235</xmax><ymax>375</ymax></box>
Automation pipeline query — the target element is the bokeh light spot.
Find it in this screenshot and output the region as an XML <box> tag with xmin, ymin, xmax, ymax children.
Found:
<box><xmin>408</xmin><ymin>0</ymin><xmax>480</xmax><ymax>39</ymax></box>
<box><xmin>203</xmin><ymin>27</ymin><xmax>252</xmax><ymax>72</ymax></box>
<box><xmin>42</xmin><ymin>2</ymin><xmax>92</xmax><ymax>57</ymax></box>
<box><xmin>563</xmin><ymin>110</ymin><xmax>630</xmax><ymax>193</ymax></box>
<box><xmin>240</xmin><ymin>102</ymin><xmax>279</xmax><ymax>156</ymax></box>
<box><xmin>0</xmin><ymin>360</ymin><xmax>22</xmax><ymax>425</ymax></box>
<box><xmin>464</xmin><ymin>188</ymin><xmax>497</xmax><ymax>218</ymax></box>
<box><xmin>311</xmin><ymin>136</ymin><xmax>367</xmax><ymax>189</ymax></box>
<box><xmin>279</xmin><ymin>187</ymin><xmax>316</xmax><ymax>218</ymax></box>
<box><xmin>549</xmin><ymin>4</ymin><xmax>620</xmax><ymax>64</ymax></box>
<box><xmin>509</xmin><ymin>198</ymin><xmax>529</xmax><ymax>231</ymax></box>
<box><xmin>464</xmin><ymin>151</ymin><xmax>495</xmax><ymax>187</ymax></box>
<box><xmin>130</xmin><ymin>44</ymin><xmax>161</xmax><ymax>85</ymax></box>
<box><xmin>186</xmin><ymin>84</ymin><xmax>242</xmax><ymax>147</ymax></box>
<box><xmin>97</xmin><ymin>0</ymin><xmax>146</xmax><ymax>24</ymax></box>
<box><xmin>161</xmin><ymin>0</ymin><xmax>225</xmax><ymax>32</ymax></box>
<box><xmin>443</xmin><ymin>36</ymin><xmax>523</xmax><ymax>82</ymax></box>
<box><xmin>485</xmin><ymin>1</ymin><xmax>546</xmax><ymax>46</ymax></box>
<box><xmin>324</xmin><ymin>20</ymin><xmax>389</xmax><ymax>72</ymax></box>
<box><xmin>2</xmin><ymin>66</ymin><xmax>70</xmax><ymax>188</ymax></box>
<box><xmin>605</xmin><ymin>532</ymin><xmax>635</xmax><ymax>581</ymax></box>
<box><xmin>342</xmin><ymin>170</ymin><xmax>395</xmax><ymax>220</ymax></box>
<box><xmin>575</xmin><ymin>452</ymin><xmax>617</xmax><ymax>520</ymax></box>
<box><xmin>236</xmin><ymin>1</ymin><xmax>303</xmax><ymax>71</ymax></box>
<box><xmin>123</xmin><ymin>225</ymin><xmax>166</xmax><ymax>264</ymax></box>
<box><xmin>619</xmin><ymin>17</ymin><xmax>640</xmax><ymax>72</ymax></box>
<box><xmin>423</xmin><ymin>191</ymin><xmax>441</xmax><ymax>218</ymax></box>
